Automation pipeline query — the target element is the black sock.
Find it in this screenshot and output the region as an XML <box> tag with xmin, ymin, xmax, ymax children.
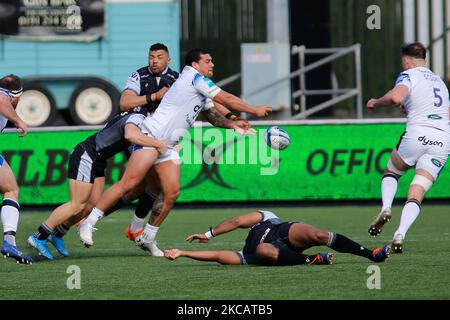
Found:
<box><xmin>34</xmin><ymin>223</ymin><xmax>53</xmax><ymax>240</ymax></box>
<box><xmin>53</xmin><ymin>224</ymin><xmax>69</xmax><ymax>238</ymax></box>
<box><xmin>329</xmin><ymin>233</ymin><xmax>373</xmax><ymax>261</ymax></box>
<box><xmin>135</xmin><ymin>192</ymin><xmax>157</xmax><ymax>219</ymax></box>
<box><xmin>103</xmin><ymin>198</ymin><xmax>129</xmax><ymax>217</ymax></box>
<box><xmin>275</xmin><ymin>247</ymin><xmax>317</xmax><ymax>266</ymax></box>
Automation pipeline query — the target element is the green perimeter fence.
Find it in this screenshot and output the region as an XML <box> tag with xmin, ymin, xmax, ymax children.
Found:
<box><xmin>1</xmin><ymin>120</ymin><xmax>449</xmax><ymax>205</ymax></box>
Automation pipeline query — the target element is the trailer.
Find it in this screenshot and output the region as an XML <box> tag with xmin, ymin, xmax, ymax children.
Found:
<box><xmin>0</xmin><ymin>0</ymin><xmax>180</xmax><ymax>126</ymax></box>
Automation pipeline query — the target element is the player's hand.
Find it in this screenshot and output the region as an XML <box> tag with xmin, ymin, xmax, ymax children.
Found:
<box><xmin>155</xmin><ymin>86</ymin><xmax>169</xmax><ymax>100</ymax></box>
<box><xmin>254</xmin><ymin>106</ymin><xmax>272</xmax><ymax>117</ymax></box>
<box><xmin>156</xmin><ymin>141</ymin><xmax>168</xmax><ymax>154</ymax></box>
<box><xmin>232</xmin><ymin>119</ymin><xmax>256</xmax><ymax>136</ymax></box>
<box><xmin>231</xmin><ymin>119</ymin><xmax>249</xmax><ymax>132</ymax></box>
<box><xmin>366</xmin><ymin>99</ymin><xmax>377</xmax><ymax>109</ymax></box>
<box><xmin>15</xmin><ymin>119</ymin><xmax>28</xmax><ymax>137</ymax></box>
<box><xmin>186</xmin><ymin>233</ymin><xmax>209</xmax><ymax>243</ymax></box>
<box><xmin>173</xmin><ymin>142</ymin><xmax>183</xmax><ymax>153</ymax></box>
<box><xmin>164</xmin><ymin>249</ymin><xmax>181</xmax><ymax>260</ymax></box>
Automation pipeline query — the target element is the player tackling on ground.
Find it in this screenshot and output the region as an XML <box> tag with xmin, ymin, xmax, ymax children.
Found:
<box><xmin>366</xmin><ymin>42</ymin><xmax>449</xmax><ymax>253</ymax></box>
<box><xmin>164</xmin><ymin>210</ymin><xmax>390</xmax><ymax>265</ymax></box>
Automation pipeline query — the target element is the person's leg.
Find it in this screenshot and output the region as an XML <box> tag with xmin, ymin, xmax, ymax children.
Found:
<box><xmin>28</xmin><ymin>179</ymin><xmax>93</xmax><ymax>260</ymax></box>
<box><xmin>124</xmin><ymin>169</ymin><xmax>162</xmax><ymax>240</ymax></box>
<box><xmin>391</xmin><ymin>129</ymin><xmax>448</xmax><ymax>253</ymax></box>
<box><xmin>391</xmin><ymin>168</ymin><xmax>435</xmax><ymax>253</ymax></box>
<box><xmin>48</xmin><ymin>177</ymin><xmax>106</xmax><ymax>257</ymax></box>
<box><xmin>62</xmin><ymin>177</ymin><xmax>106</xmax><ymax>228</ymax></box>
<box><xmin>136</xmin><ymin>159</ymin><xmax>180</xmax><ymax>256</ymax></box>
<box><xmin>288</xmin><ymin>223</ymin><xmax>389</xmax><ymax>262</ymax></box>
<box><xmin>0</xmin><ymin>158</ymin><xmax>32</xmax><ymax>264</ymax></box>
<box><xmin>164</xmin><ymin>249</ymin><xmax>241</xmax><ymax>265</ymax></box>
<box><xmin>254</xmin><ymin>243</ymin><xmax>332</xmax><ymax>266</ymax></box>
<box><xmin>147</xmin><ymin>160</ymin><xmax>180</xmax><ymax>227</ymax></box>
<box><xmin>369</xmin><ymin>149</ymin><xmax>411</xmax><ymax>236</ymax></box>
<box><xmin>79</xmin><ymin>149</ymin><xmax>158</xmax><ymax>246</ymax></box>
<box><xmin>125</xmin><ymin>193</ymin><xmax>161</xmax><ymax>240</ymax></box>
<box><xmin>0</xmin><ymin>160</ymin><xmax>20</xmax><ymax>246</ymax></box>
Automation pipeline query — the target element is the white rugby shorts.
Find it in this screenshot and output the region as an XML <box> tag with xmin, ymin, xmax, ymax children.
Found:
<box><xmin>396</xmin><ymin>125</ymin><xmax>449</xmax><ymax>179</ymax></box>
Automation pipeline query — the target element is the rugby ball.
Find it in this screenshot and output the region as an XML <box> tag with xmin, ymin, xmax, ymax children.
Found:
<box><xmin>264</xmin><ymin>126</ymin><xmax>290</xmax><ymax>150</ymax></box>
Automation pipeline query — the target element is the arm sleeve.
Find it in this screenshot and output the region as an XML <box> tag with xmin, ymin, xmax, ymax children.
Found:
<box><xmin>193</xmin><ymin>73</ymin><xmax>222</xmax><ymax>99</ymax></box>
<box><xmin>0</xmin><ymin>89</ymin><xmax>13</xmax><ymax>103</ymax></box>
<box><xmin>395</xmin><ymin>72</ymin><xmax>411</xmax><ymax>90</ymax></box>
<box><xmin>125</xmin><ymin>113</ymin><xmax>145</xmax><ymax>127</ymax></box>
<box><xmin>258</xmin><ymin>210</ymin><xmax>279</xmax><ymax>221</ymax></box>
<box><xmin>124</xmin><ymin>71</ymin><xmax>141</xmax><ymax>95</ymax></box>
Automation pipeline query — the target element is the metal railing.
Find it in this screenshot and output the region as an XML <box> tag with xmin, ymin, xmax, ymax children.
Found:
<box><xmin>290</xmin><ymin>44</ymin><xmax>362</xmax><ymax>119</ymax></box>
<box><xmin>215</xmin><ymin>44</ymin><xmax>362</xmax><ymax>119</ymax></box>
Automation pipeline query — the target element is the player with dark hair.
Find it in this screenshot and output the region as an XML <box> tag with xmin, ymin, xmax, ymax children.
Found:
<box><xmin>95</xmin><ymin>42</ymin><xmax>181</xmax><ymax>243</ymax></box>
<box><xmin>0</xmin><ymin>74</ymin><xmax>32</xmax><ymax>264</ymax></box>
<box><xmin>79</xmin><ymin>48</ymin><xmax>271</xmax><ymax>255</ymax></box>
<box><xmin>120</xmin><ymin>42</ymin><xmax>179</xmax><ymax>114</ymax></box>
<box><xmin>367</xmin><ymin>42</ymin><xmax>449</xmax><ymax>253</ymax></box>
<box><xmin>164</xmin><ymin>210</ymin><xmax>390</xmax><ymax>266</ymax></box>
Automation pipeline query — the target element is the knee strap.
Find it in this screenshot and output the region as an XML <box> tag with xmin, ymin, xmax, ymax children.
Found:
<box><xmin>410</xmin><ymin>175</ymin><xmax>433</xmax><ymax>192</ymax></box>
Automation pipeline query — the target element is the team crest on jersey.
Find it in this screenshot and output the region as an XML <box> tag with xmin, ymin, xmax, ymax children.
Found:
<box><xmin>427</xmin><ymin>114</ymin><xmax>443</xmax><ymax>120</ymax></box>
<box><xmin>431</xmin><ymin>158</ymin><xmax>442</xmax><ymax>167</ymax></box>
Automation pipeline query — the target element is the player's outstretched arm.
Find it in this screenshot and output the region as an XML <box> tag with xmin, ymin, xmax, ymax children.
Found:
<box><xmin>164</xmin><ymin>249</ymin><xmax>241</xmax><ymax>265</ymax></box>
<box><xmin>213</xmin><ymin>90</ymin><xmax>272</xmax><ymax>117</ymax></box>
<box><xmin>0</xmin><ymin>94</ymin><xmax>27</xmax><ymax>137</ymax></box>
<box><xmin>124</xmin><ymin>124</ymin><xmax>168</xmax><ymax>153</ymax></box>
<box><xmin>186</xmin><ymin>211</ymin><xmax>263</xmax><ymax>243</ymax></box>
<box><xmin>203</xmin><ymin>106</ymin><xmax>250</xmax><ymax>133</ymax></box>
<box><xmin>206</xmin><ymin>100</ymin><xmax>256</xmax><ymax>135</ymax></box>
<box><xmin>367</xmin><ymin>85</ymin><xmax>409</xmax><ymax>109</ymax></box>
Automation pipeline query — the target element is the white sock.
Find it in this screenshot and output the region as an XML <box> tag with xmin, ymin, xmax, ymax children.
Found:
<box><xmin>1</xmin><ymin>199</ymin><xmax>19</xmax><ymax>246</ymax></box>
<box><xmin>130</xmin><ymin>215</ymin><xmax>145</xmax><ymax>233</ymax></box>
<box><xmin>140</xmin><ymin>224</ymin><xmax>159</xmax><ymax>242</ymax></box>
<box><xmin>381</xmin><ymin>175</ymin><xmax>398</xmax><ymax>210</ymax></box>
<box><xmin>85</xmin><ymin>207</ymin><xmax>104</xmax><ymax>227</ymax></box>
<box><xmin>393</xmin><ymin>201</ymin><xmax>421</xmax><ymax>240</ymax></box>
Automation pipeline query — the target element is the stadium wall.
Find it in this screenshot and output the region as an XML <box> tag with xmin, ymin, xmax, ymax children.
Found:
<box><xmin>1</xmin><ymin>120</ymin><xmax>449</xmax><ymax>205</ymax></box>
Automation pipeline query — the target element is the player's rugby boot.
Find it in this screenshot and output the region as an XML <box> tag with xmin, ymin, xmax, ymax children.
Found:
<box><xmin>391</xmin><ymin>234</ymin><xmax>404</xmax><ymax>253</ymax></box>
<box><xmin>368</xmin><ymin>208</ymin><xmax>392</xmax><ymax>236</ymax></box>
<box><xmin>27</xmin><ymin>235</ymin><xmax>53</xmax><ymax>260</ymax></box>
<box><xmin>1</xmin><ymin>240</ymin><xmax>33</xmax><ymax>264</ymax></box>
<box><xmin>48</xmin><ymin>235</ymin><xmax>69</xmax><ymax>257</ymax></box>
<box><xmin>308</xmin><ymin>252</ymin><xmax>333</xmax><ymax>265</ymax></box>
<box><xmin>78</xmin><ymin>221</ymin><xmax>97</xmax><ymax>247</ymax></box>
<box><xmin>125</xmin><ymin>225</ymin><xmax>143</xmax><ymax>242</ymax></box>
<box><xmin>135</xmin><ymin>235</ymin><xmax>164</xmax><ymax>257</ymax></box>
<box><xmin>372</xmin><ymin>244</ymin><xmax>390</xmax><ymax>262</ymax></box>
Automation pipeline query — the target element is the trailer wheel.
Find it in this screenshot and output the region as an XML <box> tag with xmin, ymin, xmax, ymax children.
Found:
<box><xmin>16</xmin><ymin>85</ymin><xmax>57</xmax><ymax>127</ymax></box>
<box><xmin>69</xmin><ymin>81</ymin><xmax>119</xmax><ymax>125</ymax></box>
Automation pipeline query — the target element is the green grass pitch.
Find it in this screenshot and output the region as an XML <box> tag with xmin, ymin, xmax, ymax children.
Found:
<box><xmin>1</xmin><ymin>205</ymin><xmax>449</xmax><ymax>300</ymax></box>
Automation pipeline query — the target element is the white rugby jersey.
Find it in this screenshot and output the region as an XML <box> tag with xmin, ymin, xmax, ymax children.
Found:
<box><xmin>395</xmin><ymin>67</ymin><xmax>449</xmax><ymax>133</ymax></box>
<box><xmin>0</xmin><ymin>89</ymin><xmax>13</xmax><ymax>131</ymax></box>
<box><xmin>142</xmin><ymin>66</ymin><xmax>220</xmax><ymax>145</ymax></box>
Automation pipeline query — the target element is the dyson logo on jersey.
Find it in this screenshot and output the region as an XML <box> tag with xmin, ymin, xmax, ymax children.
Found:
<box><xmin>418</xmin><ymin>136</ymin><xmax>444</xmax><ymax>147</ymax></box>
